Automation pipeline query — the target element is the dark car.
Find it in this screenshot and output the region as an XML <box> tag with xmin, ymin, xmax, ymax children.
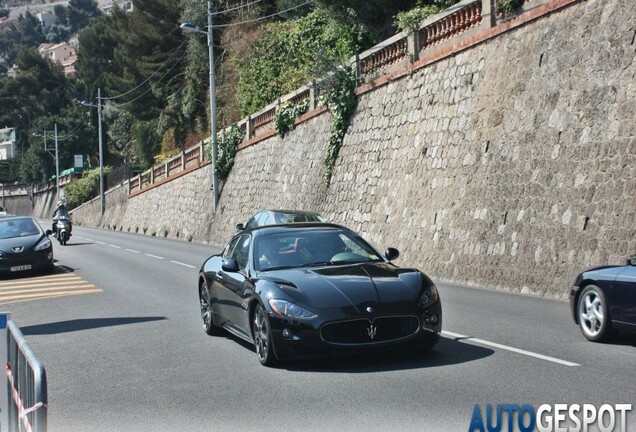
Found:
<box><xmin>235</xmin><ymin>210</ymin><xmax>326</xmax><ymax>231</ymax></box>
<box><xmin>570</xmin><ymin>255</ymin><xmax>636</xmax><ymax>342</ymax></box>
<box><xmin>198</xmin><ymin>223</ymin><xmax>442</xmax><ymax>366</ymax></box>
<box><xmin>0</xmin><ymin>216</ymin><xmax>54</xmax><ymax>275</ymax></box>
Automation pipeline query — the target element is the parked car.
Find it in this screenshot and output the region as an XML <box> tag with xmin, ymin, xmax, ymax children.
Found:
<box><xmin>570</xmin><ymin>255</ymin><xmax>636</xmax><ymax>342</ymax></box>
<box><xmin>235</xmin><ymin>209</ymin><xmax>326</xmax><ymax>231</ymax></box>
<box><xmin>0</xmin><ymin>216</ymin><xmax>54</xmax><ymax>275</ymax></box>
<box><xmin>0</xmin><ymin>206</ymin><xmax>6</xmax><ymax>215</ymax></box>
<box><xmin>198</xmin><ymin>222</ymin><xmax>442</xmax><ymax>366</ymax></box>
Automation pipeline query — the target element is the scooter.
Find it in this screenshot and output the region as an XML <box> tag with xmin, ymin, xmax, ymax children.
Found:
<box><xmin>55</xmin><ymin>217</ymin><xmax>72</xmax><ymax>245</ymax></box>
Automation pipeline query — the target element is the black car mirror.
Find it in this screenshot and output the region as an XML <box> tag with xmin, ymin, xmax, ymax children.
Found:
<box><xmin>385</xmin><ymin>247</ymin><xmax>400</xmax><ymax>261</ymax></box>
<box><xmin>235</xmin><ymin>223</ymin><xmax>245</xmax><ymax>231</ymax></box>
<box><xmin>222</xmin><ymin>258</ymin><xmax>240</xmax><ymax>272</ymax></box>
<box><xmin>627</xmin><ymin>255</ymin><xmax>636</xmax><ymax>266</ymax></box>
<box><xmin>46</xmin><ymin>229</ymin><xmax>53</xmax><ymax>236</ymax></box>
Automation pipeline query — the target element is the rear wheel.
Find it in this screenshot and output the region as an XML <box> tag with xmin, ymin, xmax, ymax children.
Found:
<box><xmin>253</xmin><ymin>304</ymin><xmax>277</xmax><ymax>367</ymax></box>
<box><xmin>577</xmin><ymin>285</ymin><xmax>613</xmax><ymax>342</ymax></box>
<box><xmin>199</xmin><ymin>279</ymin><xmax>223</xmax><ymax>336</ymax></box>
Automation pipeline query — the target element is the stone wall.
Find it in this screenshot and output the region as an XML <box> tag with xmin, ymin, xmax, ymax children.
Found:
<box><xmin>69</xmin><ymin>0</ymin><xmax>635</xmax><ymax>298</ymax></box>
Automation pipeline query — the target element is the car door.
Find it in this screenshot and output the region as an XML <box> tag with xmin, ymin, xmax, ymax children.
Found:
<box><xmin>219</xmin><ymin>234</ymin><xmax>254</xmax><ymax>338</ymax></box>
<box><xmin>612</xmin><ymin>266</ymin><xmax>636</xmax><ymax>326</ymax></box>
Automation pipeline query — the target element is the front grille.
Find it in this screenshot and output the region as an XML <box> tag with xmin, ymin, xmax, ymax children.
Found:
<box><xmin>320</xmin><ymin>316</ymin><xmax>420</xmax><ymax>345</ymax></box>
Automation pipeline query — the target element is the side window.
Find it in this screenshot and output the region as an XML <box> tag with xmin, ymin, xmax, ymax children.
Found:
<box><xmin>245</xmin><ymin>215</ymin><xmax>258</xmax><ymax>229</ymax></box>
<box><xmin>223</xmin><ymin>237</ymin><xmax>240</xmax><ymax>259</ymax></box>
<box><xmin>257</xmin><ymin>212</ymin><xmax>270</xmax><ymax>226</ymax></box>
<box><xmin>231</xmin><ymin>235</ymin><xmax>251</xmax><ymax>271</ymax></box>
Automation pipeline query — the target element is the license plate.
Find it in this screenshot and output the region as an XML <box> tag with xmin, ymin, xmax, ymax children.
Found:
<box><xmin>10</xmin><ymin>265</ymin><xmax>31</xmax><ymax>272</ymax></box>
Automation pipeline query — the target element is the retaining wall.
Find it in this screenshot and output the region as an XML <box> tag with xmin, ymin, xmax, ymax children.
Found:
<box><xmin>68</xmin><ymin>0</ymin><xmax>635</xmax><ymax>298</ymax></box>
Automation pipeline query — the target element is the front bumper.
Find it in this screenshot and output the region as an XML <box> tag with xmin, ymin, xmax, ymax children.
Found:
<box><xmin>268</xmin><ymin>300</ymin><xmax>443</xmax><ymax>361</ymax></box>
<box><xmin>0</xmin><ymin>249</ymin><xmax>54</xmax><ymax>274</ymax></box>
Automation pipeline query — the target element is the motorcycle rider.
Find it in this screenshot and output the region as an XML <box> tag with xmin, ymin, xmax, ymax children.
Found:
<box><xmin>52</xmin><ymin>199</ymin><xmax>72</xmax><ymax>237</ymax></box>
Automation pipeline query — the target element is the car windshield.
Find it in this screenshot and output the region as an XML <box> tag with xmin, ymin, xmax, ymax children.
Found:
<box><xmin>254</xmin><ymin>229</ymin><xmax>383</xmax><ymax>272</ymax></box>
<box><xmin>272</xmin><ymin>212</ymin><xmax>326</xmax><ymax>224</ymax></box>
<box><xmin>0</xmin><ymin>218</ymin><xmax>41</xmax><ymax>239</ymax></box>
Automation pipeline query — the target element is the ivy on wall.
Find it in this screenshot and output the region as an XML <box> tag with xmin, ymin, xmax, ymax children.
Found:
<box><xmin>274</xmin><ymin>99</ymin><xmax>310</xmax><ymax>137</ymax></box>
<box><xmin>322</xmin><ymin>66</ymin><xmax>358</xmax><ymax>185</ymax></box>
<box><xmin>213</xmin><ymin>123</ymin><xmax>243</xmax><ymax>179</ymax></box>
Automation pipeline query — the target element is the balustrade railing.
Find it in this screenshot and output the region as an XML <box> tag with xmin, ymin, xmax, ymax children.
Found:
<box><xmin>124</xmin><ymin>0</ymin><xmax>554</xmax><ymax>196</ymax></box>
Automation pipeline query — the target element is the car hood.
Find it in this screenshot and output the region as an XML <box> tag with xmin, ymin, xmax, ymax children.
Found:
<box><xmin>260</xmin><ymin>262</ymin><xmax>424</xmax><ymax>311</ymax></box>
<box><xmin>0</xmin><ymin>234</ymin><xmax>45</xmax><ymax>254</ymax></box>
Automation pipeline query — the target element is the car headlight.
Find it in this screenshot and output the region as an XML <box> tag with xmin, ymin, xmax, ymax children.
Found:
<box><xmin>34</xmin><ymin>238</ymin><xmax>51</xmax><ymax>251</ymax></box>
<box><xmin>268</xmin><ymin>299</ymin><xmax>317</xmax><ymax>319</ymax></box>
<box><xmin>419</xmin><ymin>284</ymin><xmax>439</xmax><ymax>307</ymax></box>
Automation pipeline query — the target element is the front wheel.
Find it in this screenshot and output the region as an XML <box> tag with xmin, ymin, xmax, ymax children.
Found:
<box><xmin>577</xmin><ymin>285</ymin><xmax>613</xmax><ymax>342</ymax></box>
<box><xmin>199</xmin><ymin>279</ymin><xmax>223</xmax><ymax>336</ymax></box>
<box><xmin>253</xmin><ymin>304</ymin><xmax>277</xmax><ymax>367</ymax></box>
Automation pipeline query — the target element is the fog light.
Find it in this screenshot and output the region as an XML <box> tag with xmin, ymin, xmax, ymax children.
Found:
<box><xmin>425</xmin><ymin>314</ymin><xmax>438</xmax><ymax>325</ymax></box>
<box><xmin>282</xmin><ymin>328</ymin><xmax>291</xmax><ymax>338</ymax></box>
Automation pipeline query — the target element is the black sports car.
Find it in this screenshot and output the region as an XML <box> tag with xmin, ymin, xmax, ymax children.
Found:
<box><xmin>0</xmin><ymin>216</ymin><xmax>54</xmax><ymax>275</ymax></box>
<box><xmin>198</xmin><ymin>223</ymin><xmax>442</xmax><ymax>366</ymax></box>
<box><xmin>570</xmin><ymin>255</ymin><xmax>636</xmax><ymax>342</ymax></box>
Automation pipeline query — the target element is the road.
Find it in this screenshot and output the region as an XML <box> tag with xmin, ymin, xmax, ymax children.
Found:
<box><xmin>6</xmin><ymin>0</ymin><xmax>115</xmax><ymax>19</ymax></box>
<box><xmin>2</xmin><ymin>224</ymin><xmax>634</xmax><ymax>431</ymax></box>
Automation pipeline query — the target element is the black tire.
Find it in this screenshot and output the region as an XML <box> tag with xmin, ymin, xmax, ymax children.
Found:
<box><xmin>252</xmin><ymin>303</ymin><xmax>277</xmax><ymax>367</ymax></box>
<box><xmin>577</xmin><ymin>284</ymin><xmax>613</xmax><ymax>342</ymax></box>
<box><xmin>199</xmin><ymin>279</ymin><xmax>223</xmax><ymax>336</ymax></box>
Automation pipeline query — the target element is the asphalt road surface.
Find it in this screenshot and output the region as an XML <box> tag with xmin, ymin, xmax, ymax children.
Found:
<box><xmin>2</xmin><ymin>224</ymin><xmax>634</xmax><ymax>431</ymax></box>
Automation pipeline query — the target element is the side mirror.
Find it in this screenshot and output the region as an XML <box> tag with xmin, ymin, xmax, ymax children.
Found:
<box><xmin>46</xmin><ymin>229</ymin><xmax>53</xmax><ymax>236</ymax></box>
<box><xmin>627</xmin><ymin>255</ymin><xmax>636</xmax><ymax>267</ymax></box>
<box><xmin>235</xmin><ymin>223</ymin><xmax>245</xmax><ymax>231</ymax></box>
<box><xmin>385</xmin><ymin>247</ymin><xmax>400</xmax><ymax>261</ymax></box>
<box><xmin>222</xmin><ymin>258</ymin><xmax>240</xmax><ymax>272</ymax></box>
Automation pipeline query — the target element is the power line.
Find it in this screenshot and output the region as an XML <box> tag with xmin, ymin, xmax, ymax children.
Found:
<box><xmin>212</xmin><ymin>0</ymin><xmax>315</xmax><ymax>28</ymax></box>
<box><xmin>211</xmin><ymin>0</ymin><xmax>265</xmax><ymax>16</ymax></box>
<box><xmin>100</xmin><ymin>39</ymin><xmax>188</xmax><ymax>101</ymax></box>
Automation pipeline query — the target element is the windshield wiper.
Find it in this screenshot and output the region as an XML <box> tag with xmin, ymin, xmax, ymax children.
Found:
<box><xmin>300</xmin><ymin>261</ymin><xmax>334</xmax><ymax>267</ymax></box>
<box><xmin>261</xmin><ymin>265</ymin><xmax>301</xmax><ymax>271</ymax></box>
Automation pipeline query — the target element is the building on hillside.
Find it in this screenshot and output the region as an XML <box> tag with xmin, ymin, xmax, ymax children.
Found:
<box><xmin>38</xmin><ymin>42</ymin><xmax>77</xmax><ymax>77</ymax></box>
<box><xmin>36</xmin><ymin>10</ymin><xmax>57</xmax><ymax>30</ymax></box>
<box><xmin>102</xmin><ymin>1</ymin><xmax>134</xmax><ymax>15</ymax></box>
<box><xmin>6</xmin><ymin>64</ymin><xmax>19</xmax><ymax>78</ymax></box>
<box><xmin>0</xmin><ymin>128</ymin><xmax>16</xmax><ymax>160</ymax></box>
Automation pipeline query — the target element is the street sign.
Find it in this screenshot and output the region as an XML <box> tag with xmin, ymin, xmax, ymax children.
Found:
<box><xmin>74</xmin><ymin>154</ymin><xmax>83</xmax><ymax>168</ymax></box>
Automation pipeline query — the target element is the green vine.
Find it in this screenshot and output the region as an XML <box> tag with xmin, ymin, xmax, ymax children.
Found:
<box><xmin>212</xmin><ymin>123</ymin><xmax>243</xmax><ymax>179</ymax></box>
<box><xmin>322</xmin><ymin>66</ymin><xmax>358</xmax><ymax>185</ymax></box>
<box><xmin>274</xmin><ymin>99</ymin><xmax>310</xmax><ymax>137</ymax></box>
<box><xmin>496</xmin><ymin>0</ymin><xmax>524</xmax><ymax>15</ymax></box>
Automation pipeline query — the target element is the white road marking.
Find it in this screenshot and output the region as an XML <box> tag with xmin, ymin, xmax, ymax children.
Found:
<box><xmin>109</xmin><ymin>244</ymin><xmax>121</xmax><ymax>249</ymax></box>
<box><xmin>171</xmin><ymin>261</ymin><xmax>196</xmax><ymax>269</ymax></box>
<box><xmin>125</xmin><ymin>249</ymin><xmax>141</xmax><ymax>254</ymax></box>
<box><xmin>441</xmin><ymin>330</ymin><xmax>580</xmax><ymax>367</ymax></box>
<box><xmin>96</xmin><ymin>241</ymin><xmax>106</xmax><ymax>245</ymax></box>
<box><xmin>145</xmin><ymin>254</ymin><xmax>165</xmax><ymax>260</ymax></box>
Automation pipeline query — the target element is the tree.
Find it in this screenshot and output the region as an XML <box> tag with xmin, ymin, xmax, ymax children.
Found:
<box><xmin>235</xmin><ymin>8</ymin><xmax>365</xmax><ymax>115</ymax></box>
<box><xmin>67</xmin><ymin>0</ymin><xmax>101</xmax><ymax>33</ymax></box>
<box><xmin>53</xmin><ymin>4</ymin><xmax>69</xmax><ymax>27</ymax></box>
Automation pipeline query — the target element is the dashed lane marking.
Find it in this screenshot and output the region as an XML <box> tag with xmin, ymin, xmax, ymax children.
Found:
<box><xmin>441</xmin><ymin>330</ymin><xmax>580</xmax><ymax>367</ymax></box>
<box><xmin>171</xmin><ymin>261</ymin><xmax>196</xmax><ymax>269</ymax></box>
<box><xmin>144</xmin><ymin>254</ymin><xmax>165</xmax><ymax>260</ymax></box>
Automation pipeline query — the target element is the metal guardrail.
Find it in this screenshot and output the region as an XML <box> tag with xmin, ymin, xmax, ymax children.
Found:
<box><xmin>6</xmin><ymin>320</ymin><xmax>47</xmax><ymax>432</ymax></box>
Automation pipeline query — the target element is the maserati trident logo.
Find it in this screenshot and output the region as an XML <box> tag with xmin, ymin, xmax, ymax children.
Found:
<box><xmin>12</xmin><ymin>246</ymin><xmax>23</xmax><ymax>253</ymax></box>
<box><xmin>367</xmin><ymin>324</ymin><xmax>377</xmax><ymax>340</ymax></box>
